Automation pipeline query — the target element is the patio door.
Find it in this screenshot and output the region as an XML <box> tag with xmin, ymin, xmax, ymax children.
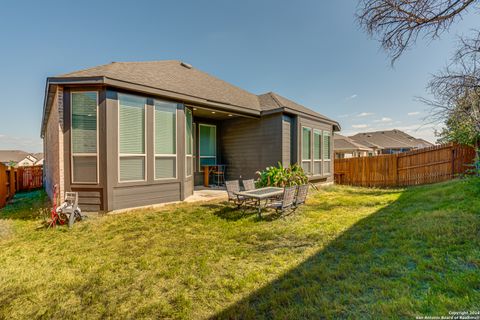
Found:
<box><xmin>199</xmin><ymin>124</ymin><xmax>216</xmax><ymax>170</ymax></box>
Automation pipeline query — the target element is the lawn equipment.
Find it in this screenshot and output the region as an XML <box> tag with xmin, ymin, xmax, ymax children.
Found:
<box><xmin>48</xmin><ymin>185</ymin><xmax>84</xmax><ymax>228</ymax></box>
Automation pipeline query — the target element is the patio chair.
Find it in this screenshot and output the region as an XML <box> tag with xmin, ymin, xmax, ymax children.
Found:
<box><xmin>294</xmin><ymin>184</ymin><xmax>309</xmax><ymax>208</ymax></box>
<box><xmin>225</xmin><ymin>180</ymin><xmax>245</xmax><ymax>208</ymax></box>
<box><xmin>267</xmin><ymin>186</ymin><xmax>297</xmax><ymax>215</ymax></box>
<box><xmin>242</xmin><ymin>179</ymin><xmax>255</xmax><ymax>191</ymax></box>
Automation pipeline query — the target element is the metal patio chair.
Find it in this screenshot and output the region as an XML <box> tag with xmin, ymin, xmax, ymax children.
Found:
<box><xmin>294</xmin><ymin>184</ymin><xmax>309</xmax><ymax>208</ymax></box>
<box><xmin>267</xmin><ymin>186</ymin><xmax>297</xmax><ymax>215</ymax></box>
<box><xmin>242</xmin><ymin>179</ymin><xmax>255</xmax><ymax>191</ymax></box>
<box><xmin>225</xmin><ymin>180</ymin><xmax>245</xmax><ymax>208</ymax></box>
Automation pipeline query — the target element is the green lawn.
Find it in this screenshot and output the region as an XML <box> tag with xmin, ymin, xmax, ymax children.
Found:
<box><xmin>0</xmin><ymin>179</ymin><xmax>479</xmax><ymax>319</ymax></box>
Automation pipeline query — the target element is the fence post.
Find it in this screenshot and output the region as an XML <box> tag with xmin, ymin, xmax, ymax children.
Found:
<box><xmin>395</xmin><ymin>154</ymin><xmax>399</xmax><ymax>186</ymax></box>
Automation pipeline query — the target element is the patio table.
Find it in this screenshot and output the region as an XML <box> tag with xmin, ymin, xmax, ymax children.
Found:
<box><xmin>235</xmin><ymin>187</ymin><xmax>283</xmax><ymax>218</ymax></box>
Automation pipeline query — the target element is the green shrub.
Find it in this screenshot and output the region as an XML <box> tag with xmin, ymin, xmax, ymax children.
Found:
<box><xmin>256</xmin><ymin>162</ymin><xmax>308</xmax><ymax>187</ymax></box>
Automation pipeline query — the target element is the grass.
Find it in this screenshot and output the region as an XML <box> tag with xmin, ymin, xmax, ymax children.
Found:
<box><xmin>0</xmin><ymin>178</ymin><xmax>479</xmax><ymax>319</ymax></box>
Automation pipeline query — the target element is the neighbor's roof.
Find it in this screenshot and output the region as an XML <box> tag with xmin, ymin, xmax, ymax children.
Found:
<box><xmin>349</xmin><ymin>130</ymin><xmax>434</xmax><ymax>149</ymax></box>
<box><xmin>333</xmin><ymin>134</ymin><xmax>373</xmax><ymax>151</ymax></box>
<box><xmin>0</xmin><ymin>150</ymin><xmax>29</xmax><ymax>163</ymax></box>
<box><xmin>42</xmin><ymin>60</ymin><xmax>340</xmax><ymax>136</ymax></box>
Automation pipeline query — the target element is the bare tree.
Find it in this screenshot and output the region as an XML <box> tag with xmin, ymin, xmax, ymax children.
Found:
<box><xmin>357</xmin><ymin>0</ymin><xmax>478</xmax><ymax>63</ymax></box>
<box><xmin>419</xmin><ymin>30</ymin><xmax>480</xmax><ymax>146</ymax></box>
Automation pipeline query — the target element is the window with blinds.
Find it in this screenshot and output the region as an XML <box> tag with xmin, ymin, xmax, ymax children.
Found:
<box><xmin>199</xmin><ymin>124</ymin><xmax>216</xmax><ymax>170</ymax></box>
<box><xmin>118</xmin><ymin>94</ymin><xmax>146</xmax><ymax>182</ymax></box>
<box><xmin>301</xmin><ymin>127</ymin><xmax>312</xmax><ymax>174</ymax></box>
<box><xmin>313</xmin><ymin>130</ymin><xmax>322</xmax><ymax>175</ymax></box>
<box><xmin>323</xmin><ymin>131</ymin><xmax>332</xmax><ymax>175</ymax></box>
<box><xmin>154</xmin><ymin>100</ymin><xmax>177</xmax><ymax>179</ymax></box>
<box><xmin>185</xmin><ymin>108</ymin><xmax>193</xmax><ymax>177</ymax></box>
<box><xmin>71</xmin><ymin>91</ymin><xmax>98</xmax><ymax>183</ymax></box>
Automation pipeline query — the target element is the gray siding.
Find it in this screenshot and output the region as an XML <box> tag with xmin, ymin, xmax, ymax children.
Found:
<box><xmin>282</xmin><ymin>115</ymin><xmax>292</xmax><ymax>166</ymax></box>
<box><xmin>220</xmin><ymin>114</ymin><xmax>283</xmax><ymax>180</ymax></box>
<box><xmin>111</xmin><ymin>183</ymin><xmax>181</xmax><ymax>210</ymax></box>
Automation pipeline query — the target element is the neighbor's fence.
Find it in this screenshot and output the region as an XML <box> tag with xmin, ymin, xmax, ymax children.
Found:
<box><xmin>0</xmin><ymin>165</ymin><xmax>43</xmax><ymax>209</ymax></box>
<box><xmin>334</xmin><ymin>143</ymin><xmax>476</xmax><ymax>187</ymax></box>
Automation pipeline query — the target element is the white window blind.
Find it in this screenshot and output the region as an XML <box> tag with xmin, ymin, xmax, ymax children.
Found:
<box><xmin>185</xmin><ymin>108</ymin><xmax>193</xmax><ymax>177</ymax></box>
<box><xmin>71</xmin><ymin>91</ymin><xmax>98</xmax><ymax>183</ymax></box>
<box><xmin>301</xmin><ymin>127</ymin><xmax>312</xmax><ymax>174</ymax></box>
<box><xmin>313</xmin><ymin>130</ymin><xmax>322</xmax><ymax>175</ymax></box>
<box><xmin>154</xmin><ymin>100</ymin><xmax>177</xmax><ymax>179</ymax></box>
<box><xmin>323</xmin><ymin>131</ymin><xmax>332</xmax><ymax>175</ymax></box>
<box><xmin>119</xmin><ymin>94</ymin><xmax>146</xmax><ymax>182</ymax></box>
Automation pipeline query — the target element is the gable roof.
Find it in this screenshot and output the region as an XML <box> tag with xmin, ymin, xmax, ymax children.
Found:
<box><xmin>58</xmin><ymin>60</ymin><xmax>261</xmax><ymax>111</ymax></box>
<box><xmin>257</xmin><ymin>92</ymin><xmax>340</xmax><ymax>130</ymax></box>
<box><xmin>334</xmin><ymin>134</ymin><xmax>372</xmax><ymax>151</ymax></box>
<box><xmin>42</xmin><ymin>60</ymin><xmax>340</xmax><ymax>136</ymax></box>
<box><xmin>349</xmin><ymin>129</ymin><xmax>434</xmax><ymax>149</ymax></box>
<box><xmin>0</xmin><ymin>150</ymin><xmax>30</xmax><ymax>163</ymax></box>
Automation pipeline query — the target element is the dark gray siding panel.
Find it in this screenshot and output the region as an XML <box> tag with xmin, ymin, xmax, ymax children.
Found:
<box><xmin>282</xmin><ymin>115</ymin><xmax>292</xmax><ymax>166</ymax></box>
<box><xmin>71</xmin><ymin>188</ymin><xmax>103</xmax><ymax>212</ymax></box>
<box><xmin>220</xmin><ymin>114</ymin><xmax>283</xmax><ymax>180</ymax></box>
<box><xmin>111</xmin><ymin>183</ymin><xmax>181</xmax><ymax>210</ymax></box>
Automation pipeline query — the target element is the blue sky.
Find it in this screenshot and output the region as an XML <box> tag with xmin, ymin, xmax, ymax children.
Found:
<box><xmin>0</xmin><ymin>0</ymin><xmax>478</xmax><ymax>152</ymax></box>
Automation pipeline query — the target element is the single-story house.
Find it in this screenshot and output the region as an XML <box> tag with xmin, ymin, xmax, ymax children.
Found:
<box><xmin>41</xmin><ymin>60</ymin><xmax>340</xmax><ymax>211</ymax></box>
<box><xmin>333</xmin><ymin>134</ymin><xmax>376</xmax><ymax>158</ymax></box>
<box><xmin>0</xmin><ymin>150</ymin><xmax>44</xmax><ymax>167</ymax></box>
<box><xmin>349</xmin><ymin>129</ymin><xmax>433</xmax><ymax>155</ymax></box>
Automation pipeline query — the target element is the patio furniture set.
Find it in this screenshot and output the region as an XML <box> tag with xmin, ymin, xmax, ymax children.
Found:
<box><xmin>225</xmin><ymin>179</ymin><xmax>309</xmax><ymax>218</ymax></box>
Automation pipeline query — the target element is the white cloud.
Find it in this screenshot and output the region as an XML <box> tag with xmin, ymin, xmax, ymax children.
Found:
<box><xmin>352</xmin><ymin>124</ymin><xmax>369</xmax><ymax>129</ymax></box>
<box><xmin>374</xmin><ymin>117</ymin><xmax>393</xmax><ymax>123</ymax></box>
<box><xmin>407</xmin><ymin>111</ymin><xmax>420</xmax><ymax>116</ymax></box>
<box><xmin>357</xmin><ymin>112</ymin><xmax>374</xmax><ymax>117</ymax></box>
<box><xmin>345</xmin><ymin>94</ymin><xmax>358</xmax><ymax>101</ymax></box>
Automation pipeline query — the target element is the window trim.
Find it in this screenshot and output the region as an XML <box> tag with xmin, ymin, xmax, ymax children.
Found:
<box><xmin>198</xmin><ymin>123</ymin><xmax>217</xmax><ymax>172</ymax></box>
<box><xmin>117</xmin><ymin>93</ymin><xmax>147</xmax><ymax>183</ymax></box>
<box><xmin>153</xmin><ymin>99</ymin><xmax>178</xmax><ymax>181</ymax></box>
<box><xmin>185</xmin><ymin>108</ymin><xmax>194</xmax><ymax>178</ymax></box>
<box><xmin>70</xmin><ymin>91</ymin><xmax>99</xmax><ymax>185</ymax></box>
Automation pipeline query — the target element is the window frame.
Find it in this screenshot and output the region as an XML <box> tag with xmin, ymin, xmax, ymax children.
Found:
<box><xmin>70</xmin><ymin>91</ymin><xmax>99</xmax><ymax>185</ymax></box>
<box><xmin>153</xmin><ymin>99</ymin><xmax>178</xmax><ymax>181</ymax></box>
<box><xmin>117</xmin><ymin>93</ymin><xmax>147</xmax><ymax>183</ymax></box>
<box><xmin>313</xmin><ymin>129</ymin><xmax>323</xmax><ymax>176</ymax></box>
<box><xmin>198</xmin><ymin>123</ymin><xmax>217</xmax><ymax>172</ymax></box>
<box><xmin>185</xmin><ymin>108</ymin><xmax>194</xmax><ymax>178</ymax></box>
<box><xmin>323</xmin><ymin>131</ymin><xmax>332</xmax><ymax>176</ymax></box>
<box><xmin>301</xmin><ymin>126</ymin><xmax>312</xmax><ymax>175</ymax></box>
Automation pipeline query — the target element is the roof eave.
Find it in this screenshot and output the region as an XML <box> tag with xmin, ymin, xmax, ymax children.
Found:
<box><xmin>261</xmin><ymin>107</ymin><xmax>341</xmax><ymax>130</ymax></box>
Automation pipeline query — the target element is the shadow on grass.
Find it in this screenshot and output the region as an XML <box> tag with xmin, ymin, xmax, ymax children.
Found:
<box><xmin>211</xmin><ymin>180</ymin><xmax>480</xmax><ymax>319</ymax></box>
<box><xmin>201</xmin><ymin>202</ymin><xmax>287</xmax><ymax>222</ymax></box>
<box><xmin>0</xmin><ymin>190</ymin><xmax>50</xmax><ymax>221</ymax></box>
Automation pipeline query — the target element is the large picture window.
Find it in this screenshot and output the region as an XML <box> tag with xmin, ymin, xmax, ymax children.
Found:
<box><xmin>185</xmin><ymin>108</ymin><xmax>193</xmax><ymax>177</ymax></box>
<box><xmin>199</xmin><ymin>124</ymin><xmax>216</xmax><ymax>169</ymax></box>
<box><xmin>323</xmin><ymin>131</ymin><xmax>332</xmax><ymax>175</ymax></box>
<box><xmin>313</xmin><ymin>129</ymin><xmax>322</xmax><ymax>175</ymax></box>
<box><xmin>301</xmin><ymin>127</ymin><xmax>312</xmax><ymax>174</ymax></box>
<box><xmin>154</xmin><ymin>100</ymin><xmax>177</xmax><ymax>179</ymax></box>
<box><xmin>71</xmin><ymin>91</ymin><xmax>98</xmax><ymax>184</ymax></box>
<box><xmin>118</xmin><ymin>94</ymin><xmax>146</xmax><ymax>182</ymax></box>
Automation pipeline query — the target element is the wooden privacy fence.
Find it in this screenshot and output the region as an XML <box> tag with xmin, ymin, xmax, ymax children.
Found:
<box><xmin>334</xmin><ymin>143</ymin><xmax>476</xmax><ymax>188</ymax></box>
<box><xmin>0</xmin><ymin>165</ymin><xmax>43</xmax><ymax>209</ymax></box>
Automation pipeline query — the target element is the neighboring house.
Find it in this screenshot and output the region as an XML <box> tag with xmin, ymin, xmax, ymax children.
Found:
<box><xmin>0</xmin><ymin>150</ymin><xmax>43</xmax><ymax>167</ymax></box>
<box><xmin>41</xmin><ymin>60</ymin><xmax>340</xmax><ymax>211</ymax></box>
<box><xmin>349</xmin><ymin>129</ymin><xmax>433</xmax><ymax>155</ymax></box>
<box><xmin>334</xmin><ymin>134</ymin><xmax>377</xmax><ymax>159</ymax></box>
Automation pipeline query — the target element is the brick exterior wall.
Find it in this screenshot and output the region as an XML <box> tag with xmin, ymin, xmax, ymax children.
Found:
<box><xmin>43</xmin><ymin>86</ymin><xmax>64</xmax><ymax>203</ymax></box>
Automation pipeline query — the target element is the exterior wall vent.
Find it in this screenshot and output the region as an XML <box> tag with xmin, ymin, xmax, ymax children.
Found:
<box><xmin>181</xmin><ymin>62</ymin><xmax>193</xmax><ymax>69</ymax></box>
